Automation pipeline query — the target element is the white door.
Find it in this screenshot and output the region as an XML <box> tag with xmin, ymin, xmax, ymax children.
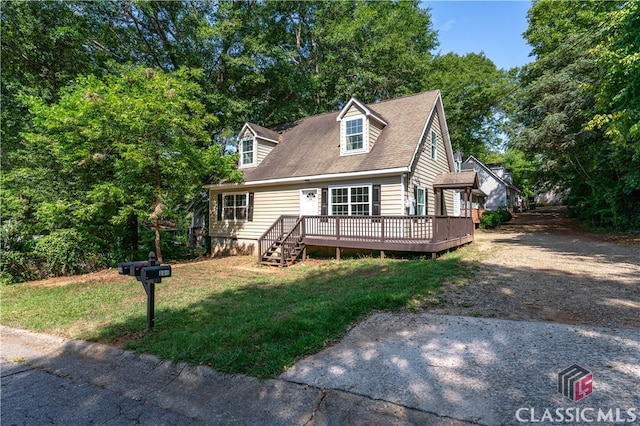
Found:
<box><xmin>300</xmin><ymin>189</ymin><xmax>318</xmax><ymax>216</ymax></box>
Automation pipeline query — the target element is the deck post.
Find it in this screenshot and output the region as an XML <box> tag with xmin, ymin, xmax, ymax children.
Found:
<box><xmin>380</xmin><ymin>250</ymin><xmax>385</xmax><ymax>259</ymax></box>
<box><xmin>302</xmin><ymin>246</ymin><xmax>307</xmax><ymax>261</ymax></box>
<box><xmin>336</xmin><ymin>247</ymin><xmax>341</xmax><ymax>261</ymax></box>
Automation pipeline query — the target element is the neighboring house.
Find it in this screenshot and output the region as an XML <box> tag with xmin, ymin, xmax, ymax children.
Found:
<box><xmin>461</xmin><ymin>156</ymin><xmax>522</xmax><ymax>211</ymax></box>
<box><xmin>205</xmin><ymin>91</ymin><xmax>478</xmax><ymax>265</ymax></box>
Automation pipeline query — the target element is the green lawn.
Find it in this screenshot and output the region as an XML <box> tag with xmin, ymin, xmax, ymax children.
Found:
<box><xmin>1</xmin><ymin>254</ymin><xmax>469</xmax><ymax>379</ymax></box>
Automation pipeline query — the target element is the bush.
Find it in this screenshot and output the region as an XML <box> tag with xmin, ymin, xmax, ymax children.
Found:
<box><xmin>0</xmin><ymin>220</ymin><xmax>38</xmax><ymax>284</ymax></box>
<box><xmin>33</xmin><ymin>228</ymin><xmax>104</xmax><ymax>277</ymax></box>
<box><xmin>479</xmin><ymin>209</ymin><xmax>512</xmax><ymax>230</ymax></box>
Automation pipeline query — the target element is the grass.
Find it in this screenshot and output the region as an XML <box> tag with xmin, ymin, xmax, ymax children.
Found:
<box><xmin>1</xmin><ymin>253</ymin><xmax>470</xmax><ymax>379</ymax></box>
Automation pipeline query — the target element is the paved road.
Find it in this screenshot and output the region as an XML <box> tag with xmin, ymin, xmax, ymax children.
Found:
<box><xmin>1</xmin><ymin>326</ymin><xmax>469</xmax><ymax>425</ymax></box>
<box><xmin>3</xmin><ymin>316</ymin><xmax>639</xmax><ymax>425</ymax></box>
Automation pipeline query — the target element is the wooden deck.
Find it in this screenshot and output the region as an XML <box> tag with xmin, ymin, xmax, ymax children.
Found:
<box><xmin>258</xmin><ymin>215</ymin><xmax>474</xmax><ymax>266</ymax></box>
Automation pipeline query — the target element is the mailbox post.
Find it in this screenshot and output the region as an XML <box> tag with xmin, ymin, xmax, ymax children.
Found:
<box><xmin>117</xmin><ymin>251</ymin><xmax>171</xmax><ymax>330</ymax></box>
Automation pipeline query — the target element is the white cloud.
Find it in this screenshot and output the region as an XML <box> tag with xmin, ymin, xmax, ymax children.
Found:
<box><xmin>440</xmin><ymin>19</ymin><xmax>456</xmax><ymax>32</ymax></box>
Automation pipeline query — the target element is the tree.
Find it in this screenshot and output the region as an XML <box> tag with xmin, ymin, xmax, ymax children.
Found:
<box><xmin>516</xmin><ymin>0</ymin><xmax>638</xmax><ymax>228</ymax></box>
<box><xmin>423</xmin><ymin>53</ymin><xmax>511</xmax><ymax>158</ymax></box>
<box><xmin>21</xmin><ymin>66</ymin><xmax>232</xmax><ymax>263</ymax></box>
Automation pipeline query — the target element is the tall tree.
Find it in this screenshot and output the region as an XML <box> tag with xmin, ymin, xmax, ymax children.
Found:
<box><xmin>516</xmin><ymin>0</ymin><xmax>638</xmax><ymax>228</ymax></box>
<box><xmin>20</xmin><ymin>66</ymin><xmax>232</xmax><ymax>263</ymax></box>
<box><xmin>423</xmin><ymin>53</ymin><xmax>511</xmax><ymax>158</ymax></box>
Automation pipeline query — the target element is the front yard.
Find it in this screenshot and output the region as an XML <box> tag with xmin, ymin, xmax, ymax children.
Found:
<box><xmin>1</xmin><ymin>253</ymin><xmax>469</xmax><ymax>379</ymax></box>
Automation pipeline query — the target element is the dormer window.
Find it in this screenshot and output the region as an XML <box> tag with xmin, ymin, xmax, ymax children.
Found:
<box><xmin>337</xmin><ymin>97</ymin><xmax>387</xmax><ymax>157</ymax></box>
<box><xmin>346</xmin><ymin>118</ymin><xmax>364</xmax><ymax>151</ymax></box>
<box><xmin>239</xmin><ymin>137</ymin><xmax>255</xmax><ymax>167</ymax></box>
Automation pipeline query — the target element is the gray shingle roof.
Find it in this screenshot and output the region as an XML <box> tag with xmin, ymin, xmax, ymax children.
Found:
<box><xmin>242</xmin><ymin>91</ymin><xmax>441</xmax><ymax>182</ymax></box>
<box><xmin>246</xmin><ymin>123</ymin><xmax>280</xmax><ymax>143</ymax></box>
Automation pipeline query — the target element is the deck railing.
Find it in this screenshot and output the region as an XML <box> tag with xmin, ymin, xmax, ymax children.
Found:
<box><xmin>303</xmin><ymin>215</ymin><xmax>453</xmax><ymax>242</ymax></box>
<box><xmin>259</xmin><ymin>215</ymin><xmax>474</xmax><ymax>264</ymax></box>
<box><xmin>433</xmin><ymin>216</ymin><xmax>474</xmax><ymax>242</ymax></box>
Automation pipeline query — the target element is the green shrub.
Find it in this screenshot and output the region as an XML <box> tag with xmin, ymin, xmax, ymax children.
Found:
<box><xmin>479</xmin><ymin>209</ymin><xmax>512</xmax><ymax>229</ymax></box>
<box><xmin>497</xmin><ymin>209</ymin><xmax>512</xmax><ymax>223</ymax></box>
<box><xmin>33</xmin><ymin>229</ymin><xmax>104</xmax><ymax>277</ymax></box>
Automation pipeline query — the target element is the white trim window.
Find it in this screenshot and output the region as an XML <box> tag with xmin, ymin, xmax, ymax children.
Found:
<box><xmin>330</xmin><ymin>185</ymin><xmax>371</xmax><ymax>216</ymax></box>
<box><xmin>430</xmin><ymin>130</ymin><xmax>437</xmax><ymax>160</ymax></box>
<box><xmin>416</xmin><ymin>187</ymin><xmax>426</xmax><ymax>215</ymax></box>
<box><xmin>239</xmin><ymin>137</ymin><xmax>255</xmax><ymax>167</ymax></box>
<box><xmin>223</xmin><ymin>193</ymin><xmax>248</xmax><ymax>220</ymax></box>
<box><xmin>341</xmin><ymin>115</ymin><xmax>367</xmax><ymax>155</ymax></box>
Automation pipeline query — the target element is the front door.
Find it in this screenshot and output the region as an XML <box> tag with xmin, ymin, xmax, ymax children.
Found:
<box><xmin>300</xmin><ymin>189</ymin><xmax>318</xmax><ymax>216</ymax></box>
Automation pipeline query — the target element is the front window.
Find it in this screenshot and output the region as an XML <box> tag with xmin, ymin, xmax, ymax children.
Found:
<box><xmin>417</xmin><ymin>187</ymin><xmax>426</xmax><ymax>215</ymax></box>
<box><xmin>330</xmin><ymin>186</ymin><xmax>370</xmax><ymax>215</ymax></box>
<box><xmin>240</xmin><ymin>137</ymin><xmax>254</xmax><ymax>166</ymax></box>
<box><xmin>223</xmin><ymin>193</ymin><xmax>247</xmax><ymax>220</ymax></box>
<box><xmin>345</xmin><ymin>118</ymin><xmax>364</xmax><ymax>151</ymax></box>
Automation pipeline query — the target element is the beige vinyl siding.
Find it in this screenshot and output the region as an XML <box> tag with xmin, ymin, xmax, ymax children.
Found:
<box><xmin>344</xmin><ymin>105</ymin><xmax>365</xmax><ymax>118</ymax></box>
<box><xmin>410</xmin><ymin>110</ymin><xmax>454</xmax><ymax>215</ymax></box>
<box><xmin>368</xmin><ymin>119</ymin><xmax>384</xmax><ymax>150</ymax></box>
<box><xmin>256</xmin><ymin>139</ymin><xmax>276</xmax><ymax>164</ymax></box>
<box><xmin>209</xmin><ymin>175</ymin><xmax>402</xmax><ymax>240</ymax></box>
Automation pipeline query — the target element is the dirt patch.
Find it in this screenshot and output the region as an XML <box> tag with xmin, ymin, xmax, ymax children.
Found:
<box><xmin>430</xmin><ymin>206</ymin><xmax>640</xmax><ymax>330</ymax></box>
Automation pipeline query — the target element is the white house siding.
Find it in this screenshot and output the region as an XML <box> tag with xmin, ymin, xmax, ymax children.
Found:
<box><xmin>409</xmin><ymin>110</ymin><xmax>454</xmax><ymax>215</ymax></box>
<box><xmin>209</xmin><ymin>175</ymin><xmax>402</xmax><ymax>249</ymax></box>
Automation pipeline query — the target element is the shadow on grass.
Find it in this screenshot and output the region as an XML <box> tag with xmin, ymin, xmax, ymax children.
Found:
<box><xmin>90</xmin><ymin>256</ymin><xmax>467</xmax><ymax>379</ymax></box>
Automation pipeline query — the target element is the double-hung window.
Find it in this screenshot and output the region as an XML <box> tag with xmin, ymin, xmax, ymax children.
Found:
<box><xmin>330</xmin><ymin>185</ymin><xmax>370</xmax><ymax>216</ymax></box>
<box><xmin>223</xmin><ymin>193</ymin><xmax>248</xmax><ymax>220</ymax></box>
<box><xmin>240</xmin><ymin>137</ymin><xmax>255</xmax><ymax>167</ymax></box>
<box><xmin>345</xmin><ymin>117</ymin><xmax>364</xmax><ymax>152</ymax></box>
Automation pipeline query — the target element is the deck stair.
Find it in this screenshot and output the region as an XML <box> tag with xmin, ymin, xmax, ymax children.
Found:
<box><xmin>258</xmin><ymin>216</ymin><xmax>305</xmax><ymax>267</ymax></box>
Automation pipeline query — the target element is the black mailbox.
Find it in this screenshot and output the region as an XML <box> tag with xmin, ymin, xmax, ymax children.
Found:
<box><xmin>117</xmin><ymin>261</ymin><xmax>148</xmax><ymax>276</ymax></box>
<box><xmin>141</xmin><ymin>265</ymin><xmax>171</xmax><ymax>281</ymax></box>
<box><xmin>117</xmin><ymin>252</ymin><xmax>171</xmax><ymax>330</ymax></box>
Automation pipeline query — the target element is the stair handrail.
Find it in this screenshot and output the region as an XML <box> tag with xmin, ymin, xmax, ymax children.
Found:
<box><xmin>257</xmin><ymin>215</ymin><xmax>299</xmax><ymax>264</ymax></box>
<box><xmin>277</xmin><ymin>216</ymin><xmax>304</xmax><ymax>265</ymax></box>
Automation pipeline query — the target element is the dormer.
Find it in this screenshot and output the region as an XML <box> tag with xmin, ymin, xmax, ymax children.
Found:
<box><xmin>237</xmin><ymin>123</ymin><xmax>280</xmax><ymax>169</ymax></box>
<box><xmin>336</xmin><ymin>97</ymin><xmax>387</xmax><ymax>156</ymax></box>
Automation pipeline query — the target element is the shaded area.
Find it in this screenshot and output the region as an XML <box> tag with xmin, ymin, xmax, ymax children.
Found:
<box><xmin>89</xmin><ymin>257</ymin><xmax>467</xmax><ymax>379</ymax></box>
<box><xmin>281</xmin><ymin>313</ymin><xmax>640</xmax><ymax>426</ymax></box>
<box><xmin>1</xmin><ymin>326</ymin><xmax>474</xmax><ymax>425</ymax></box>
<box><xmin>435</xmin><ymin>206</ymin><xmax>640</xmax><ymax>330</ymax></box>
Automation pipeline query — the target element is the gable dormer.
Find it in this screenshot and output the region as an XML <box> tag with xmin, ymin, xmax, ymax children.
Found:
<box><xmin>336</xmin><ymin>97</ymin><xmax>387</xmax><ymax>156</ymax></box>
<box><xmin>237</xmin><ymin>123</ymin><xmax>280</xmax><ymax>169</ymax></box>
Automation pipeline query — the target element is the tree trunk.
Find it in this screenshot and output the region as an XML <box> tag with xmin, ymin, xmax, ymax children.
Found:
<box><xmin>153</xmin><ymin>162</ymin><xmax>163</xmax><ymax>263</ymax></box>
<box><xmin>154</xmin><ymin>216</ymin><xmax>163</xmax><ymax>263</ymax></box>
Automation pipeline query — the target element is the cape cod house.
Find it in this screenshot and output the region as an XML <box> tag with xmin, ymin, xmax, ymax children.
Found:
<box><xmin>204</xmin><ymin>91</ymin><xmax>478</xmax><ymax>265</ymax></box>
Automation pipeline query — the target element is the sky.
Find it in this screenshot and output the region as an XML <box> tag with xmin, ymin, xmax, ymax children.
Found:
<box><xmin>424</xmin><ymin>1</ymin><xmax>533</xmax><ymax>70</ymax></box>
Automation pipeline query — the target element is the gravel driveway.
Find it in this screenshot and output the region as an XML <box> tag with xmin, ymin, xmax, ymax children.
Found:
<box><xmin>282</xmin><ymin>207</ymin><xmax>640</xmax><ymax>425</ymax></box>
<box><xmin>431</xmin><ymin>206</ymin><xmax>640</xmax><ymax>330</ymax></box>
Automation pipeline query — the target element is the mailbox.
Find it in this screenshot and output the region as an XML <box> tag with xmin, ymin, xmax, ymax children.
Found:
<box><xmin>117</xmin><ymin>261</ymin><xmax>148</xmax><ymax>277</ymax></box>
<box><xmin>141</xmin><ymin>265</ymin><xmax>171</xmax><ymax>281</ymax></box>
<box><xmin>117</xmin><ymin>252</ymin><xmax>171</xmax><ymax>330</ymax></box>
